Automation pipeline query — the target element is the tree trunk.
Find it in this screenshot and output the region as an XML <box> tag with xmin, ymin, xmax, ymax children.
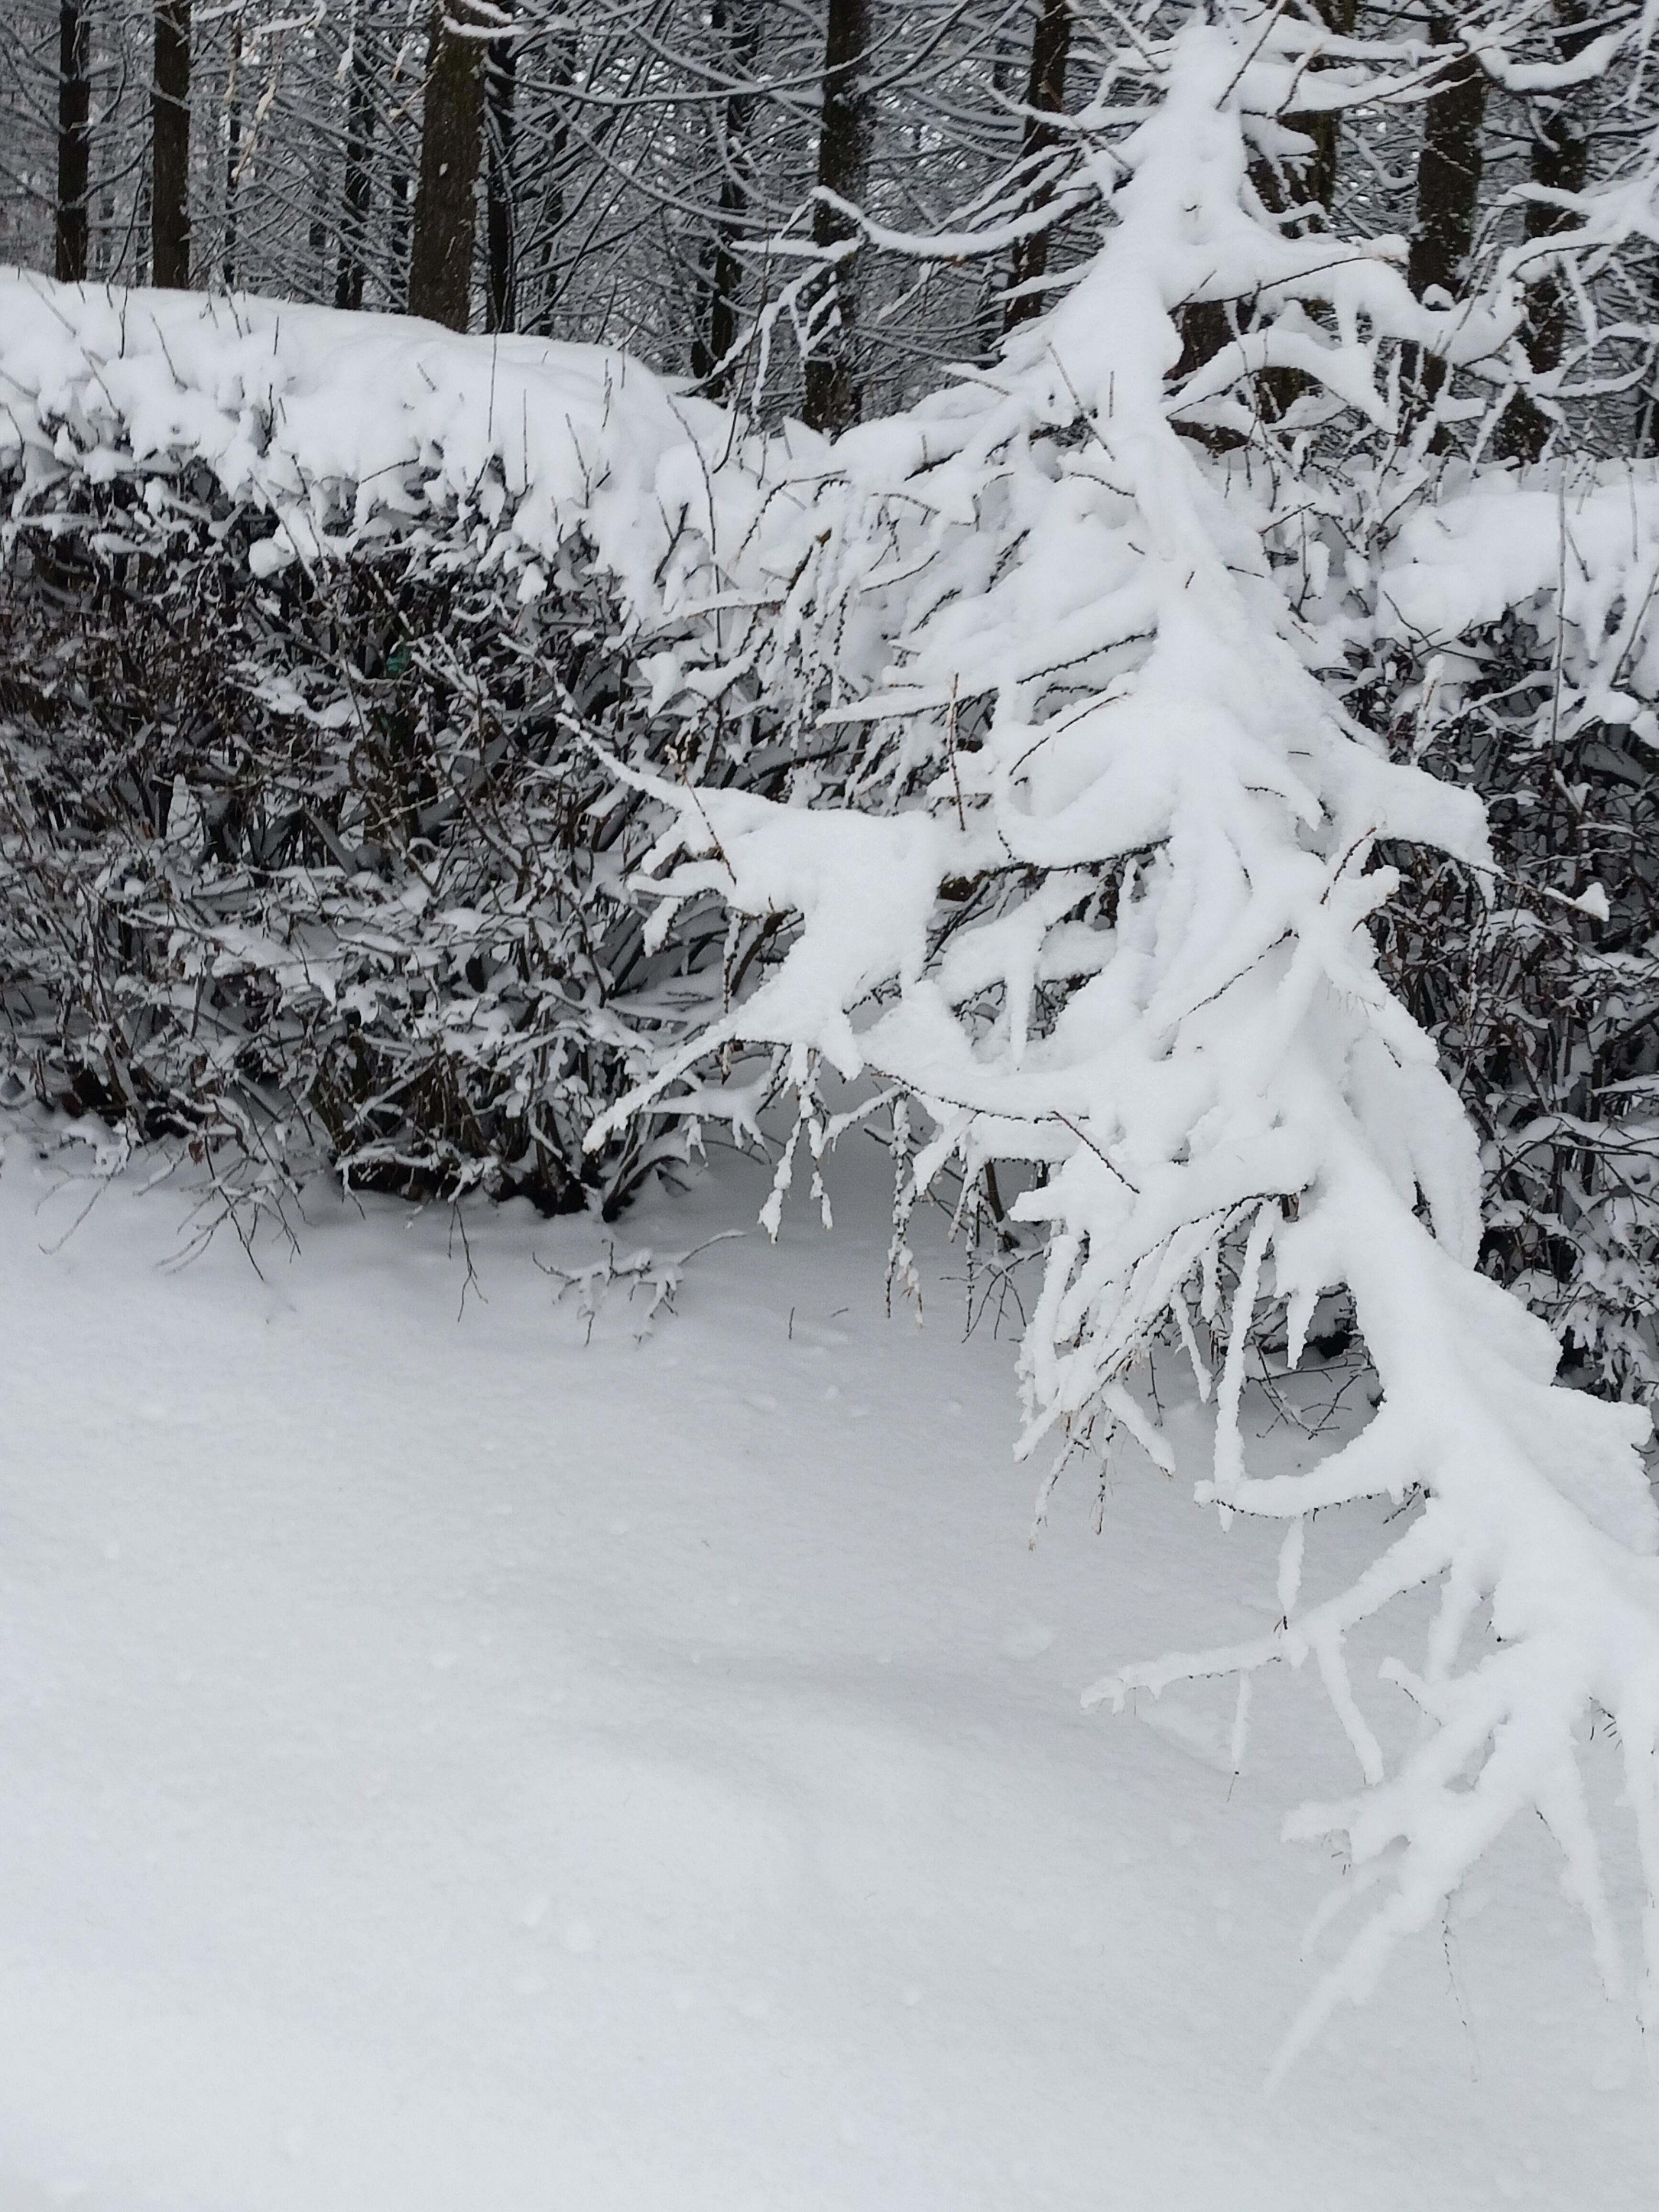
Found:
<box><xmin>1403</xmin><ymin>17</ymin><xmax>1488</xmax><ymax>420</ymax></box>
<box><xmin>336</xmin><ymin>3</ymin><xmax>376</xmax><ymax>312</ymax></box>
<box><xmin>1174</xmin><ymin>0</ymin><xmax>1351</xmax><ymax>422</ymax></box>
<box><xmin>409</xmin><ymin>1</ymin><xmax>487</xmax><ymax>330</ymax></box>
<box><xmin>803</xmin><ymin>0</ymin><xmax>874</xmax><ymax>436</ymax></box>
<box><xmin>1495</xmin><ymin>6</ymin><xmax>1596</xmax><ymax>465</ymax></box>
<box><xmin>135</xmin><ymin>165</ymin><xmax>152</xmax><ymax>285</ymax></box>
<box><xmin>151</xmin><ymin>0</ymin><xmax>192</xmax><ymax>290</ymax></box>
<box><xmin>55</xmin><ymin>2</ymin><xmax>91</xmax><ymax>283</ymax></box>
<box><xmin>391</xmin><ymin>170</ymin><xmax>411</xmax><ymax>309</ymax></box>
<box><xmin>1639</xmin><ymin>376</ymin><xmax>1659</xmax><ymax>459</ymax></box>
<box><xmin>1004</xmin><ymin>0</ymin><xmax>1071</xmax><ymax>333</ymax></box>
<box><xmin>692</xmin><ymin>0</ymin><xmax>760</xmax><ymax>390</ymax></box>
<box><xmin>1285</xmin><ymin>0</ymin><xmax>1356</xmax><ymax>218</ymax></box>
<box><xmin>485</xmin><ymin>13</ymin><xmax>517</xmax><ymax>333</ymax></box>
<box><xmin>223</xmin><ymin>14</ymin><xmax>241</xmax><ymax>288</ymax></box>
<box><xmin>523</xmin><ymin>23</ymin><xmax>576</xmax><ymax>336</ymax></box>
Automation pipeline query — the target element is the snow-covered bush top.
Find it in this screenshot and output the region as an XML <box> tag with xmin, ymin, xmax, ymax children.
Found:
<box><xmin>0</xmin><ymin>275</ymin><xmax>815</xmax><ymax>1218</ymax></box>
<box><xmin>0</xmin><ymin>269</ymin><xmax>820</xmax><ymax>656</ymax></box>
<box><xmin>1381</xmin><ymin>464</ymin><xmax>1659</xmax><ymax>742</ymax></box>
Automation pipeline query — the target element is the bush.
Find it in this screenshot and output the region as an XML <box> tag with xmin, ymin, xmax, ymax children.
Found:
<box><xmin>1360</xmin><ymin>531</ymin><xmax>1659</xmax><ymax>1404</ymax></box>
<box><xmin>0</xmin><ymin>451</ymin><xmax>721</xmax><ymax>1219</ymax></box>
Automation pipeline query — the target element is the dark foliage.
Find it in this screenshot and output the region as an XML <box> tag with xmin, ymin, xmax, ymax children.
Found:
<box><xmin>0</xmin><ymin>453</ymin><xmax>722</xmax><ymax>1220</ymax></box>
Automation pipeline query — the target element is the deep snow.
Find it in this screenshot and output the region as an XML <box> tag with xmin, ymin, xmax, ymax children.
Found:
<box><xmin>0</xmin><ymin>1125</ymin><xmax>1655</xmax><ymax>2211</ymax></box>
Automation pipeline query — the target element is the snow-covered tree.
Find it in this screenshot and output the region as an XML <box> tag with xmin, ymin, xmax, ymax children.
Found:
<box><xmin>578</xmin><ymin>7</ymin><xmax>1659</xmax><ymax>2055</ymax></box>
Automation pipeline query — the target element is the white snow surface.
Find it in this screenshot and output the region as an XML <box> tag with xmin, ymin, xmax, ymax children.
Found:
<box><xmin>1</xmin><ymin>1128</ymin><xmax>1656</xmax><ymax>2212</ymax></box>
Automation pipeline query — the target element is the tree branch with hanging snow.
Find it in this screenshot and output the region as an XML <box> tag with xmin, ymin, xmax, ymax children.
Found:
<box><xmin>585</xmin><ymin>7</ymin><xmax>1659</xmax><ymax>2065</ymax></box>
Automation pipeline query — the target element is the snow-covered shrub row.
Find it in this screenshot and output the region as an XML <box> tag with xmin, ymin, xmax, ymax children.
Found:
<box><xmin>1364</xmin><ymin>470</ymin><xmax>1659</xmax><ymax>1401</ymax></box>
<box><xmin>0</xmin><ymin>281</ymin><xmax>822</xmax><ymax>1214</ymax></box>
<box><xmin>582</xmin><ymin>13</ymin><xmax>1659</xmax><ymax>2050</ymax></box>
<box><xmin>1220</xmin><ymin>440</ymin><xmax>1659</xmax><ymax>1404</ymax></box>
<box><xmin>2</xmin><ymin>491</ymin><xmax>668</xmax><ymax>1213</ymax></box>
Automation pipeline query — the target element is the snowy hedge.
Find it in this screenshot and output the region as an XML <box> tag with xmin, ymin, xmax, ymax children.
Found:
<box><xmin>0</xmin><ymin>284</ymin><xmax>822</xmax><ymax>1215</ymax></box>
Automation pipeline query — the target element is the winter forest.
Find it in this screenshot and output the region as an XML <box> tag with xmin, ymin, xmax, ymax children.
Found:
<box><xmin>3</xmin><ymin>2</ymin><xmax>1659</xmax><ymax>2204</ymax></box>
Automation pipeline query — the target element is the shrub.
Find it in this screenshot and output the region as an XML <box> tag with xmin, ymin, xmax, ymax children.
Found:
<box><xmin>0</xmin><ymin>450</ymin><xmax>717</xmax><ymax>1218</ymax></box>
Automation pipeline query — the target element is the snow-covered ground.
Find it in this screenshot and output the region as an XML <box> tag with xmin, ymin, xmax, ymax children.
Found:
<box><xmin>1</xmin><ymin>1126</ymin><xmax>1655</xmax><ymax>2211</ymax></box>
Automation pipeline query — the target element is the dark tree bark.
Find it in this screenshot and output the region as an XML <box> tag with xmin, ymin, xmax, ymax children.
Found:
<box><xmin>335</xmin><ymin>4</ymin><xmax>376</xmax><ymax>312</ymax></box>
<box><xmin>55</xmin><ymin>1</ymin><xmax>91</xmax><ymax>283</ymax></box>
<box><xmin>1004</xmin><ymin>0</ymin><xmax>1071</xmax><ymax>334</ymax></box>
<box><xmin>222</xmin><ymin>14</ymin><xmax>241</xmax><ymax>288</ymax></box>
<box><xmin>524</xmin><ymin>22</ymin><xmax>576</xmax><ymax>337</ymax></box>
<box><xmin>409</xmin><ymin>1</ymin><xmax>487</xmax><ymax>330</ymax></box>
<box><xmin>1496</xmin><ymin>6</ymin><xmax>1597</xmax><ymax>465</ymax></box>
<box><xmin>391</xmin><ymin>170</ymin><xmax>412</xmax><ymax>310</ymax></box>
<box><xmin>134</xmin><ymin>165</ymin><xmax>152</xmax><ymax>285</ymax></box>
<box><xmin>1238</xmin><ymin>0</ymin><xmax>1357</xmax><ymax>422</ymax></box>
<box><xmin>1403</xmin><ymin>17</ymin><xmax>1488</xmax><ymax>419</ymax></box>
<box><xmin>1285</xmin><ymin>0</ymin><xmax>1356</xmax><ymax>219</ymax></box>
<box><xmin>151</xmin><ymin>0</ymin><xmax>192</xmax><ymax>290</ymax></box>
<box><xmin>1172</xmin><ymin>0</ymin><xmax>1351</xmax><ymax>427</ymax></box>
<box><xmin>485</xmin><ymin>13</ymin><xmax>518</xmax><ymax>333</ymax></box>
<box><xmin>692</xmin><ymin>0</ymin><xmax>761</xmax><ymax>390</ymax></box>
<box><xmin>1638</xmin><ymin>279</ymin><xmax>1659</xmax><ymax>456</ymax></box>
<box><xmin>803</xmin><ymin>0</ymin><xmax>874</xmax><ymax>435</ymax></box>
